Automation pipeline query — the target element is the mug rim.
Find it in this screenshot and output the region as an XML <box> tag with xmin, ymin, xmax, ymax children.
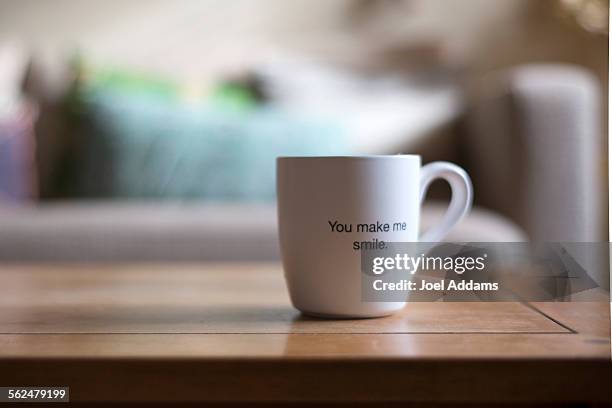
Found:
<box><xmin>277</xmin><ymin>154</ymin><xmax>420</xmax><ymax>161</ymax></box>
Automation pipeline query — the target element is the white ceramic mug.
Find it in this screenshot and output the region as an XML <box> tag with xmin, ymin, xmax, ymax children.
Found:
<box><xmin>277</xmin><ymin>155</ymin><xmax>472</xmax><ymax>318</ymax></box>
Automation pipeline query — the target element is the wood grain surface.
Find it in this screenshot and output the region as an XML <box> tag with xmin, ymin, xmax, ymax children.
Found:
<box><xmin>0</xmin><ymin>263</ymin><xmax>610</xmax><ymax>404</ymax></box>
<box><xmin>0</xmin><ymin>263</ymin><xmax>569</xmax><ymax>334</ymax></box>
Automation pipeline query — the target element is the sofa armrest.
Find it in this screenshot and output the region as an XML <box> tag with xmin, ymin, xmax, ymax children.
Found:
<box><xmin>465</xmin><ymin>64</ymin><xmax>605</xmax><ymax>241</ymax></box>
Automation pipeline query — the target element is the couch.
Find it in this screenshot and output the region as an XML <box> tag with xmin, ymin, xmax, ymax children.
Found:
<box><xmin>0</xmin><ymin>64</ymin><xmax>604</xmax><ymax>262</ymax></box>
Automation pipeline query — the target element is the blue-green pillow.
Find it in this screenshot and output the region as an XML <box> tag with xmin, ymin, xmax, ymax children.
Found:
<box><xmin>70</xmin><ymin>86</ymin><xmax>347</xmax><ymax>201</ymax></box>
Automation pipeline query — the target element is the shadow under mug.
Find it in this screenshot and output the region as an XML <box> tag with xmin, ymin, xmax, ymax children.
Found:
<box><xmin>277</xmin><ymin>155</ymin><xmax>473</xmax><ymax>318</ymax></box>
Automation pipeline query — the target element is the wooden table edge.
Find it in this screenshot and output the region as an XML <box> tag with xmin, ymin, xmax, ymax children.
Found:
<box><xmin>2</xmin><ymin>357</ymin><xmax>612</xmax><ymax>403</ymax></box>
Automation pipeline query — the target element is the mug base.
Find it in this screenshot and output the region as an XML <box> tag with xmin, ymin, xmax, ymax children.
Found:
<box><xmin>298</xmin><ymin>309</ymin><xmax>399</xmax><ymax>320</ymax></box>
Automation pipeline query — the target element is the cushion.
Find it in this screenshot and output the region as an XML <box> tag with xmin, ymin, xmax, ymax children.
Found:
<box><xmin>0</xmin><ymin>103</ymin><xmax>37</xmax><ymax>202</ymax></box>
<box><xmin>65</xmin><ymin>61</ymin><xmax>347</xmax><ymax>201</ymax></box>
<box><xmin>0</xmin><ymin>43</ymin><xmax>37</xmax><ymax>202</ymax></box>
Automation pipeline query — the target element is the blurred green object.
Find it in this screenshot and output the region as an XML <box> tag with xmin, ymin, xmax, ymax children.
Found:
<box><xmin>209</xmin><ymin>81</ymin><xmax>261</xmax><ymax>111</ymax></box>
<box><xmin>72</xmin><ymin>57</ymin><xmax>183</xmax><ymax>101</ymax></box>
<box><xmin>65</xmin><ymin>61</ymin><xmax>347</xmax><ymax>201</ymax></box>
<box><xmin>72</xmin><ymin>57</ymin><xmax>263</xmax><ymax>109</ymax></box>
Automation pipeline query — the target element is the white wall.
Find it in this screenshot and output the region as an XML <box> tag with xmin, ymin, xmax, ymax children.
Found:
<box><xmin>0</xmin><ymin>0</ymin><xmax>528</xmax><ymax>81</ymax></box>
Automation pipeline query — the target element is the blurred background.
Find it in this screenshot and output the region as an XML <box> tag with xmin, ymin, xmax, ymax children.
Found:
<box><xmin>0</xmin><ymin>0</ymin><xmax>609</xmax><ymax>263</ymax></box>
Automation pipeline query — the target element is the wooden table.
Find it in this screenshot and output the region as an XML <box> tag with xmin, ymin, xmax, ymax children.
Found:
<box><xmin>0</xmin><ymin>263</ymin><xmax>610</xmax><ymax>405</ymax></box>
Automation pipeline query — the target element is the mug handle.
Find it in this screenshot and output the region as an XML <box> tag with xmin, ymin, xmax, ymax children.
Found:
<box><xmin>419</xmin><ymin>162</ymin><xmax>473</xmax><ymax>242</ymax></box>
